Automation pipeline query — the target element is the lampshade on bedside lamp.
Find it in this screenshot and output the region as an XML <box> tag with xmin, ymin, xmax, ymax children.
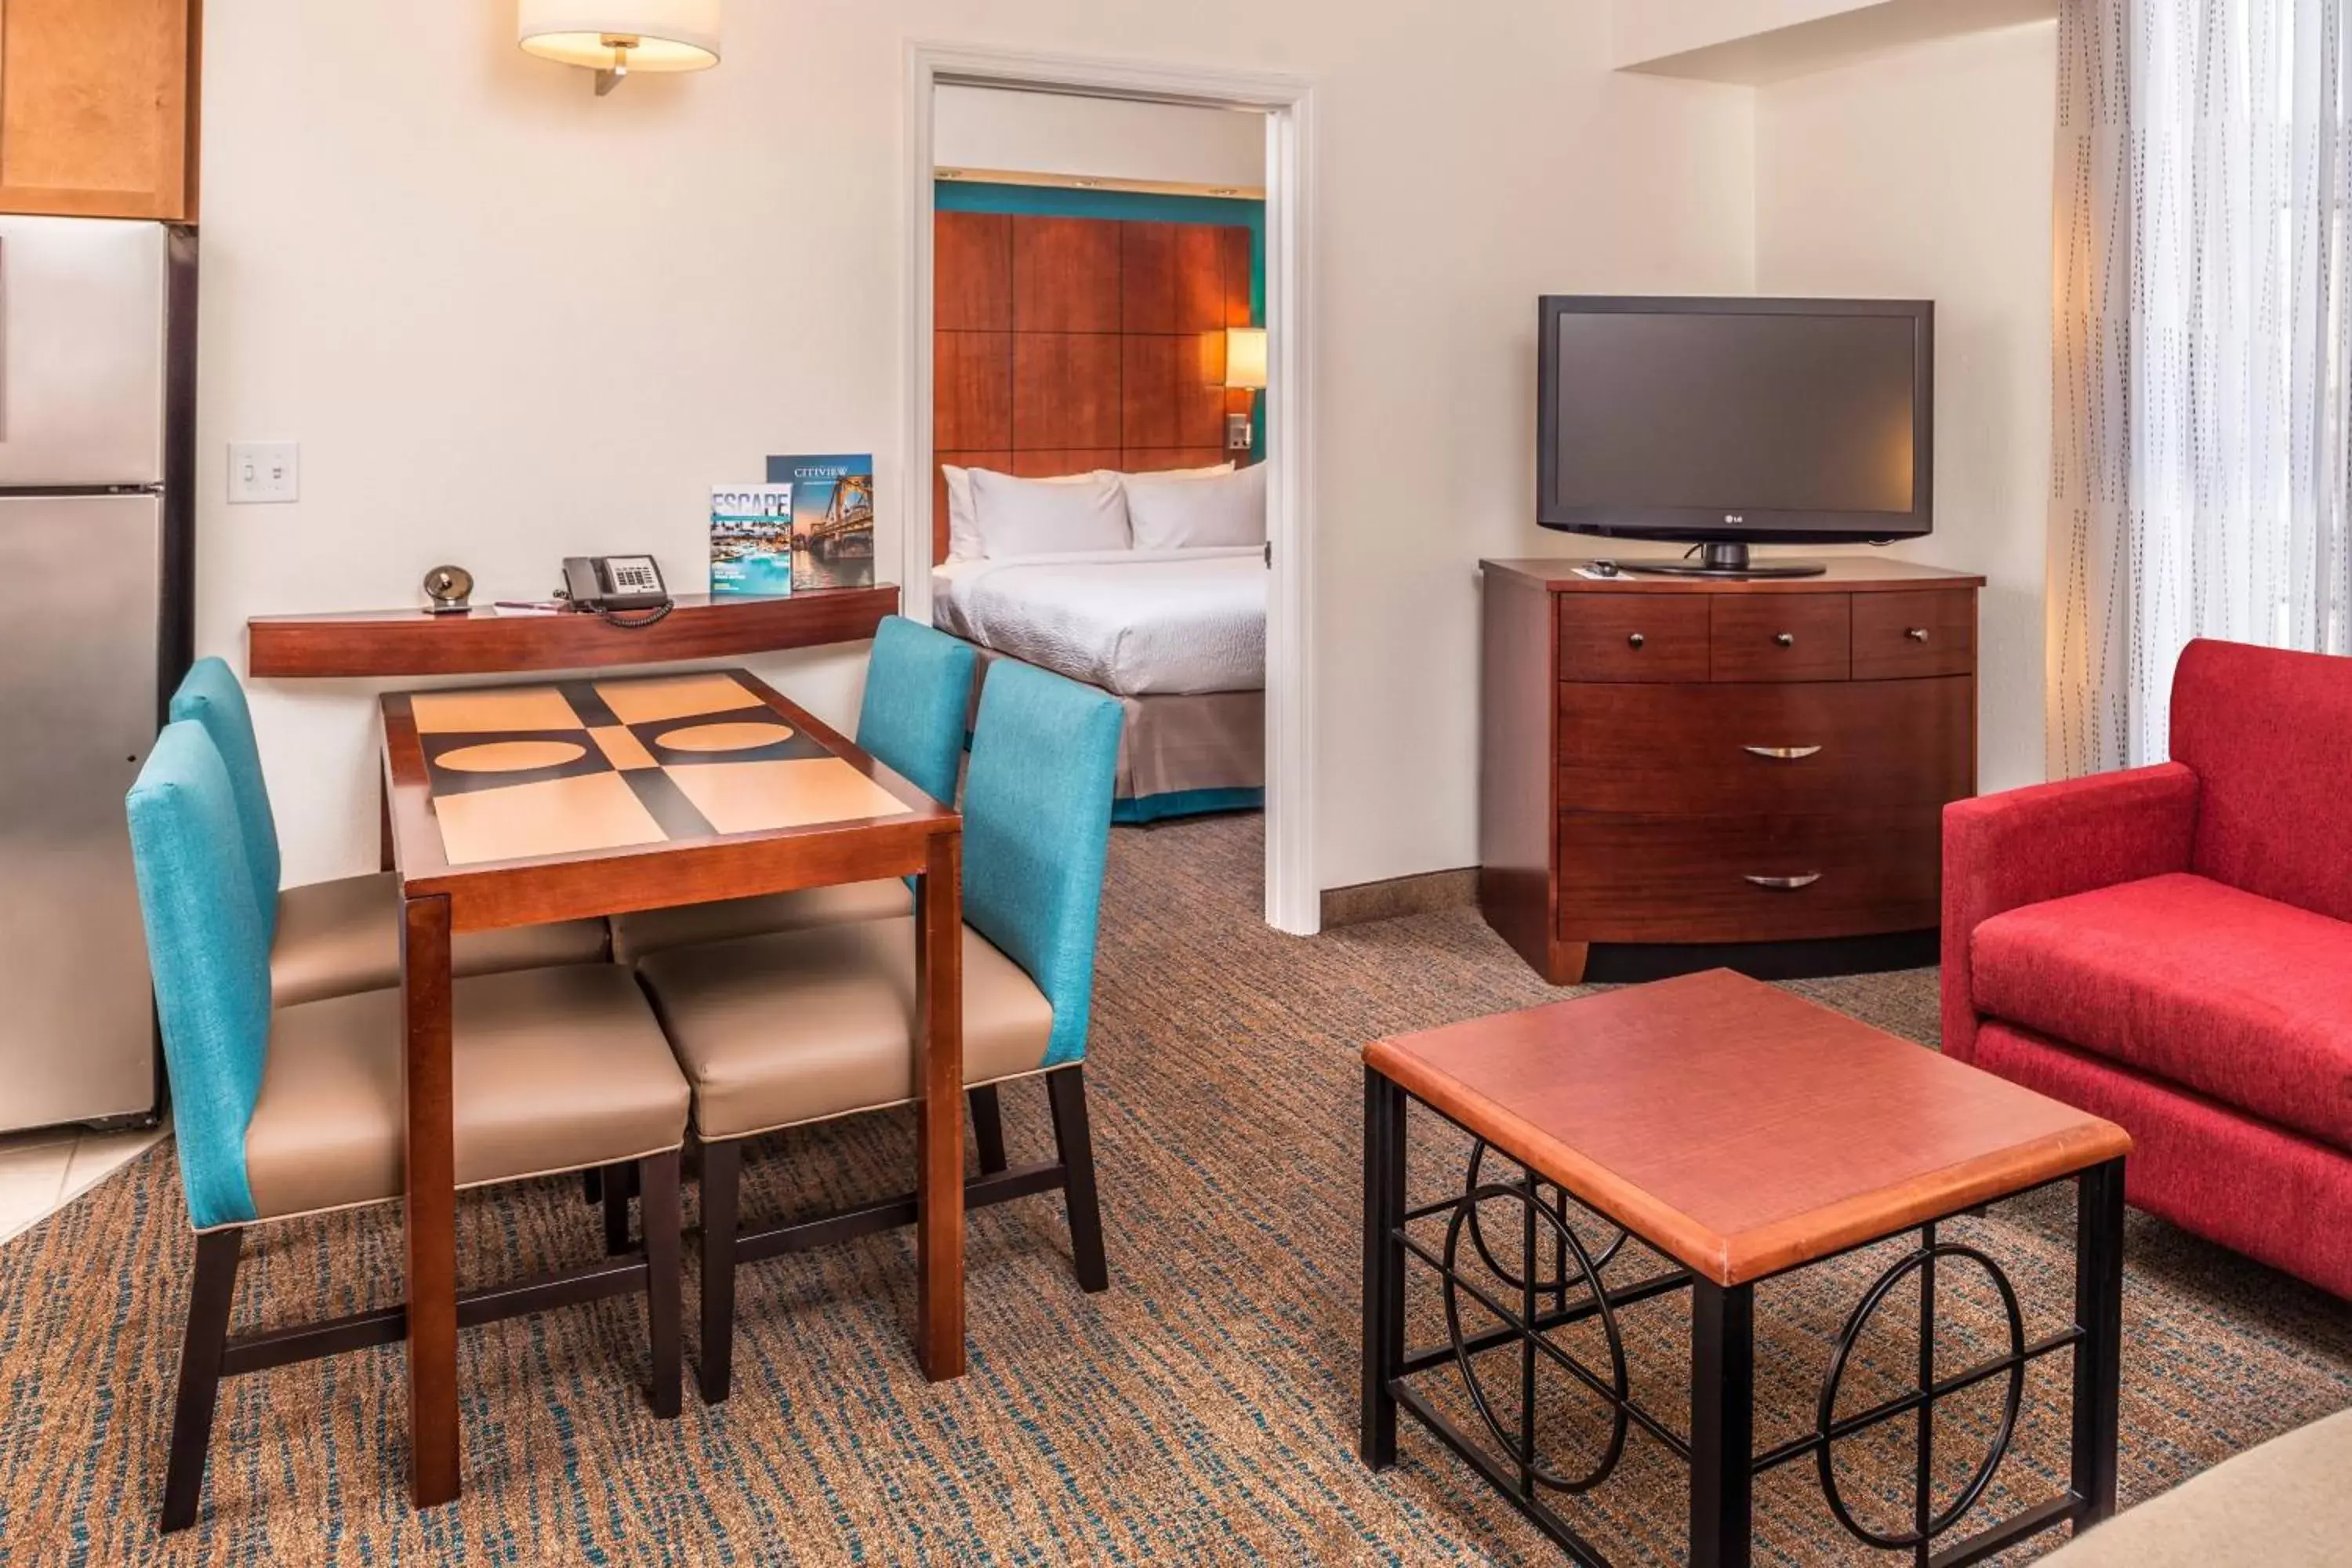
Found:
<box><xmin>1221</xmin><ymin>327</ymin><xmax>1269</xmax><ymax>390</ymax></box>
<box><xmin>519</xmin><ymin>0</ymin><xmax>721</xmax><ymax>94</ymax></box>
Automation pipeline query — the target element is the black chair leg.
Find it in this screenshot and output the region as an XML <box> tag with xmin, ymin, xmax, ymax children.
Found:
<box><xmin>582</xmin><ymin>1168</ymin><xmax>604</xmax><ymax>1205</ymax></box>
<box><xmin>1046</xmin><ymin>1066</ymin><xmax>1109</xmax><ymax>1293</ymax></box>
<box><xmin>637</xmin><ymin>1149</ymin><xmax>683</xmax><ymax>1419</ymax></box>
<box><xmin>601</xmin><ymin>1162</ymin><xmax>638</xmax><ymax>1256</ymax></box>
<box><xmin>162</xmin><ymin>1226</ymin><xmax>242</xmax><ymax>1533</ymax></box>
<box><xmin>970</xmin><ymin>1084</ymin><xmax>1007</xmax><ymax>1175</ymax></box>
<box><xmin>698</xmin><ymin>1138</ymin><xmax>742</xmax><ymax>1405</ymax></box>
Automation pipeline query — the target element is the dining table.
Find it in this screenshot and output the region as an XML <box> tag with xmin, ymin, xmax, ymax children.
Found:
<box><xmin>377</xmin><ymin>665</ymin><xmax>966</xmax><ymax>1508</ymax></box>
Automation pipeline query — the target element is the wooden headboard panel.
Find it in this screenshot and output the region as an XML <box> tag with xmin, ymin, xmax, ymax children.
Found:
<box><xmin>932</xmin><ymin>209</ymin><xmax>1255</xmax><ymax>563</ymax></box>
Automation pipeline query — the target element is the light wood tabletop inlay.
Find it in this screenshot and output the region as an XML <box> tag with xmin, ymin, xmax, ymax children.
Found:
<box><xmin>656</xmin><ymin>720</ymin><xmax>798</xmax><ymax>753</ymax></box>
<box><xmin>432</xmin><ymin>772</ymin><xmax>670</xmax><ymax>866</ymax></box>
<box><xmin>434</xmin><ymin>740</ymin><xmax>590</xmax><ymax>774</ymax></box>
<box><xmin>411</xmin><ymin>686</ymin><xmax>585</xmax><ymax>735</ymax></box>
<box><xmin>663</xmin><ymin>757</ymin><xmax>909</xmax><ymax>837</ymax></box>
<box><xmin>597</xmin><ymin>671</ymin><xmax>765</xmax><ymax>726</ymax></box>
<box><xmin>588</xmin><ymin>724</ymin><xmax>659</xmax><ymax>771</ymax></box>
<box><xmin>397</xmin><ymin>670</ymin><xmax>916</xmax><ymax>872</ymax></box>
<box><xmin>1363</xmin><ymin>969</ymin><xmax>2130</xmax><ymax>1286</ymax></box>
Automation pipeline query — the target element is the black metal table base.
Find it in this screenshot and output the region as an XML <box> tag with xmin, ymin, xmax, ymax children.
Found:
<box><xmin>1360</xmin><ymin>1067</ymin><xmax>2126</xmax><ymax>1567</ymax></box>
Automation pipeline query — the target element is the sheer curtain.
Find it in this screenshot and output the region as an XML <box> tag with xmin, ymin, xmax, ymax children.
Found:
<box><xmin>2050</xmin><ymin>0</ymin><xmax>2352</xmax><ymax>777</ymax></box>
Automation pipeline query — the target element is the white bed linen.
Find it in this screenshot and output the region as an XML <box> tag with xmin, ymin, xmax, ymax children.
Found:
<box><xmin>931</xmin><ymin>547</ymin><xmax>1265</xmax><ymax>696</ymax></box>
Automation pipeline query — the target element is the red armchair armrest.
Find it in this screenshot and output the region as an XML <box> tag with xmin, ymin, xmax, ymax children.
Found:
<box><xmin>1940</xmin><ymin>763</ymin><xmax>2201</xmax><ymax>1062</ymax></box>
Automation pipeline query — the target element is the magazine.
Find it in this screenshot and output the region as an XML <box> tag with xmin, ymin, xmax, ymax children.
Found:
<box><xmin>709</xmin><ymin>483</ymin><xmax>795</xmax><ymax>597</ymax></box>
<box><xmin>764</xmin><ymin>453</ymin><xmax>876</xmax><ymax>591</ymax></box>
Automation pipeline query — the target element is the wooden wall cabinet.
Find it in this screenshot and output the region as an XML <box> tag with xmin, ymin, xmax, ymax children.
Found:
<box><xmin>1478</xmin><ymin>557</ymin><xmax>1984</xmax><ymax>984</ymax></box>
<box><xmin>0</xmin><ymin>0</ymin><xmax>199</xmax><ymax>220</ymax></box>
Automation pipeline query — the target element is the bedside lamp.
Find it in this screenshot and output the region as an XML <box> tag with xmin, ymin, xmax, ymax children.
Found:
<box><xmin>1221</xmin><ymin>326</ymin><xmax>1268</xmax><ymax>454</ymax></box>
<box><xmin>519</xmin><ymin>1</ymin><xmax>722</xmax><ymax>96</ymax></box>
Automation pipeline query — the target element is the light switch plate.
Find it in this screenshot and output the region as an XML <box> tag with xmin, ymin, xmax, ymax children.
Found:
<box><xmin>227</xmin><ymin>441</ymin><xmax>299</xmax><ymax>503</ymax></box>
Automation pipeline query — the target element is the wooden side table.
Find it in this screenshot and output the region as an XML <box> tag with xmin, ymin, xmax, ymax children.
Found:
<box><xmin>1359</xmin><ymin>970</ymin><xmax>2131</xmax><ymax>1566</ymax></box>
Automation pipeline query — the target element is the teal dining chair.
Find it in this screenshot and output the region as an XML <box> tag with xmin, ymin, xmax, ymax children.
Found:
<box><xmin>168</xmin><ymin>657</ymin><xmax>609</xmax><ymax>1006</ymax></box>
<box><xmin>608</xmin><ymin>615</ymin><xmax>979</xmax><ymax>964</ymax></box>
<box><xmin>635</xmin><ymin>658</ymin><xmax>1123</xmax><ymax>1403</ymax></box>
<box><xmin>129</xmin><ymin>720</ymin><xmax>691</xmax><ymax>1531</ymax></box>
<box><xmin>597</xmin><ymin>616</ymin><xmax>985</xmax><ymax>1229</ymax></box>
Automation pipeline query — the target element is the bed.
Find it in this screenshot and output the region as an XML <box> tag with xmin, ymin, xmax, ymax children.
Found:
<box><xmin>932</xmin><ymin>546</ymin><xmax>1265</xmax><ymax>822</ymax></box>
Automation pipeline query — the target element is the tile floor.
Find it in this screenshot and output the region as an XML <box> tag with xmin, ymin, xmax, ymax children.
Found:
<box><xmin>0</xmin><ymin>1122</ymin><xmax>165</xmax><ymax>1247</ymax></box>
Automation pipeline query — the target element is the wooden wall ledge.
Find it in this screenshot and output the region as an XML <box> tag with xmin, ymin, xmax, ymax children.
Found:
<box><xmin>247</xmin><ymin>586</ymin><xmax>899</xmax><ymax>678</ymax></box>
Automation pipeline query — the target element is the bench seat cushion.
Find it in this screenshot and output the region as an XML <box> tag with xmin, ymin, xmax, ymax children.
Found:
<box><xmin>271</xmin><ymin>871</ymin><xmax>610</xmax><ymax>1007</ymax></box>
<box><xmin>1971</xmin><ymin>873</ymin><xmax>2352</xmax><ymax>1149</ymax></box>
<box><xmin>637</xmin><ymin>915</ymin><xmax>1054</xmax><ymax>1142</ymax></box>
<box><xmin>2041</xmin><ymin>1407</ymin><xmax>2352</xmax><ymax>1565</ymax></box>
<box><xmin>241</xmin><ymin>964</ymin><xmax>688</xmax><ymax>1224</ymax></box>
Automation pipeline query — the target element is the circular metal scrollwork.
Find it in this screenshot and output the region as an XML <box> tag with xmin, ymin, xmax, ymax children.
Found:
<box><xmin>1814</xmin><ymin>1242</ymin><xmax>2027</xmax><ymax>1550</ymax></box>
<box><xmin>1440</xmin><ymin>1181</ymin><xmax>1631</xmax><ymax>1494</ymax></box>
<box><xmin>1464</xmin><ymin>1139</ymin><xmax>1629</xmax><ymax>1291</ymax></box>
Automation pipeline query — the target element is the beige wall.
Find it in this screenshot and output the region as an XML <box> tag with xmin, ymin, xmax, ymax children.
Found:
<box><xmin>1755</xmin><ymin>20</ymin><xmax>2056</xmax><ymax>791</ymax></box>
<box><xmin>198</xmin><ymin>1</ymin><xmax>1755</xmax><ymax>891</ymax></box>
<box><xmin>935</xmin><ymin>86</ymin><xmax>1265</xmax><ymax>190</ymax></box>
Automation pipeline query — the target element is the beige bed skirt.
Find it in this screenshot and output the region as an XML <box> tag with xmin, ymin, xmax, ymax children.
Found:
<box><xmin>964</xmin><ymin>645</ymin><xmax>1264</xmax><ymax>820</ymax></box>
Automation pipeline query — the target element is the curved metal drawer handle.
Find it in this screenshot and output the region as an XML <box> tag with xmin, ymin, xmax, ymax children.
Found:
<box><xmin>1744</xmin><ymin>873</ymin><xmax>1822</xmax><ymax>890</ymax></box>
<box><xmin>1773</xmin><ymin>632</ymin><xmax>1795</xmax><ymax>648</ymax></box>
<box><xmin>1742</xmin><ymin>744</ymin><xmax>1823</xmax><ymax>760</ymax></box>
<box><xmin>1906</xmin><ymin>626</ymin><xmax>1930</xmax><ymax>642</ymax></box>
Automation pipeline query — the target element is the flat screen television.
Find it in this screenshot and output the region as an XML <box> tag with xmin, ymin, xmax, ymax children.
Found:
<box><xmin>1537</xmin><ymin>296</ymin><xmax>1933</xmax><ymax>578</ymax></box>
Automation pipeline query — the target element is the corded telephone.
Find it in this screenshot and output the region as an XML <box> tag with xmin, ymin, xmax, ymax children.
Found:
<box><xmin>561</xmin><ymin>555</ymin><xmax>672</xmax><ymax>625</ymax></box>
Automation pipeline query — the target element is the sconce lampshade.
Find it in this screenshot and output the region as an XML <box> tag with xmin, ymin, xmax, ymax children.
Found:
<box><xmin>1221</xmin><ymin>326</ymin><xmax>1269</xmax><ymax>391</ymax></box>
<box><xmin>519</xmin><ymin>0</ymin><xmax>721</xmax><ymax>74</ymax></box>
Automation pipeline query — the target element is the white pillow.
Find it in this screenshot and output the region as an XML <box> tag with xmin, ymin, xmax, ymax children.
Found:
<box><xmin>1133</xmin><ymin>461</ymin><xmax>1236</xmax><ymax>479</ymax></box>
<box><xmin>942</xmin><ymin>463</ymin><xmax>1099</xmax><ymax>561</ymax></box>
<box><xmin>967</xmin><ymin>468</ymin><xmax>1132</xmax><ymax>557</ymax></box>
<box><xmin>1120</xmin><ymin>463</ymin><xmax>1267</xmax><ymax>550</ymax></box>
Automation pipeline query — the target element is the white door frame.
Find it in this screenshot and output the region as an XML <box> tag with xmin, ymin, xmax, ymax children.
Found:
<box><xmin>901</xmin><ymin>42</ymin><xmax>1319</xmax><ymax>935</ymax></box>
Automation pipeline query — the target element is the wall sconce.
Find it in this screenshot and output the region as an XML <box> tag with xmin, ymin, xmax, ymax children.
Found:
<box><xmin>1221</xmin><ymin>327</ymin><xmax>1269</xmax><ymax>391</ymax></box>
<box><xmin>519</xmin><ymin>1</ymin><xmax>722</xmax><ymax>96</ymax></box>
<box><xmin>1221</xmin><ymin>327</ymin><xmax>1268</xmax><ymax>453</ymax></box>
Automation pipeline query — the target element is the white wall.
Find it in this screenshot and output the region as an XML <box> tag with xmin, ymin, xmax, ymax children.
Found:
<box><xmin>198</xmin><ymin>1</ymin><xmax>1755</xmax><ymax>891</ymax></box>
<box><xmin>1755</xmin><ymin>20</ymin><xmax>2056</xmax><ymax>791</ymax></box>
<box><xmin>934</xmin><ymin>86</ymin><xmax>1265</xmax><ymax>190</ymax></box>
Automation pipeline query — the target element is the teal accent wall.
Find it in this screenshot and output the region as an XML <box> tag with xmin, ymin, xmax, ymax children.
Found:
<box><xmin>934</xmin><ymin>181</ymin><xmax>1265</xmax><ymax>457</ymax></box>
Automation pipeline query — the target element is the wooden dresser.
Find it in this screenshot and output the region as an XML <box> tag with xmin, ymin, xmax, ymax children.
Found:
<box><xmin>1479</xmin><ymin>557</ymin><xmax>1983</xmax><ymax>984</ymax></box>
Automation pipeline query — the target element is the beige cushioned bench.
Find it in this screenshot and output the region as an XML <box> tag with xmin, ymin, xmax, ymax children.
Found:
<box><xmin>237</xmin><ymin>964</ymin><xmax>689</xmax><ymax>1225</ymax></box>
<box><xmin>2042</xmin><ymin>1407</ymin><xmax>2352</xmax><ymax>1566</ymax></box>
<box><xmin>271</xmin><ymin>871</ymin><xmax>610</xmax><ymax>1007</ymax></box>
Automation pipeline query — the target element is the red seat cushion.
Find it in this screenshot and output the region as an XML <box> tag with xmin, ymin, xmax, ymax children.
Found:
<box><xmin>1972</xmin><ymin>873</ymin><xmax>2352</xmax><ymax>1150</ymax></box>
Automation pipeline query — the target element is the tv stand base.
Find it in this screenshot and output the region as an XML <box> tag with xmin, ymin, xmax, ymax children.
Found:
<box><xmin>1621</xmin><ymin>542</ymin><xmax>1827</xmax><ymax>579</ymax></box>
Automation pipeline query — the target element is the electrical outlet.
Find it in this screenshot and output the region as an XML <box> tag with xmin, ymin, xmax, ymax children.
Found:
<box><xmin>227</xmin><ymin>441</ymin><xmax>299</xmax><ymax>503</ymax></box>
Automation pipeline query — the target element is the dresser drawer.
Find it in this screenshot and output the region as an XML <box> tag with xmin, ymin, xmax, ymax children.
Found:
<box><xmin>1853</xmin><ymin>589</ymin><xmax>1976</xmax><ymax>679</ymax></box>
<box><xmin>1709</xmin><ymin>594</ymin><xmax>1851</xmax><ymax>682</ymax></box>
<box><xmin>1558</xmin><ymin>677</ymin><xmax>1972</xmax><ymax>814</ymax></box>
<box><xmin>1558</xmin><ymin>593</ymin><xmax>1709</xmax><ymax>683</ymax></box>
<box><xmin>1556</xmin><ymin>808</ymin><xmax>1942</xmax><ymax>944</ymax></box>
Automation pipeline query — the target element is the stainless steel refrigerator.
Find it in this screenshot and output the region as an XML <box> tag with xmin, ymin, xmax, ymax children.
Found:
<box><xmin>0</xmin><ymin>216</ymin><xmax>194</xmax><ymax>1134</ymax></box>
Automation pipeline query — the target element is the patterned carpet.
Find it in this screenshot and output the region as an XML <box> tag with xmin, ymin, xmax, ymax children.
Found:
<box><xmin>2</xmin><ymin>811</ymin><xmax>2347</xmax><ymax>1566</ymax></box>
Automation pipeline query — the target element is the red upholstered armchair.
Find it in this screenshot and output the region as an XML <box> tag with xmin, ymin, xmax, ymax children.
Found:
<box><xmin>1943</xmin><ymin>638</ymin><xmax>2352</xmax><ymax>1299</ymax></box>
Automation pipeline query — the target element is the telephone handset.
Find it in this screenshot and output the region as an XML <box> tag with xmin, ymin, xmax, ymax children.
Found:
<box><xmin>561</xmin><ymin>555</ymin><xmax>673</xmax><ymax>626</ymax></box>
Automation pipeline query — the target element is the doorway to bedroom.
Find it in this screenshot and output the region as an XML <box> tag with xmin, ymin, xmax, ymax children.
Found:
<box><xmin>906</xmin><ymin>53</ymin><xmax>1314</xmax><ymax>933</ymax></box>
